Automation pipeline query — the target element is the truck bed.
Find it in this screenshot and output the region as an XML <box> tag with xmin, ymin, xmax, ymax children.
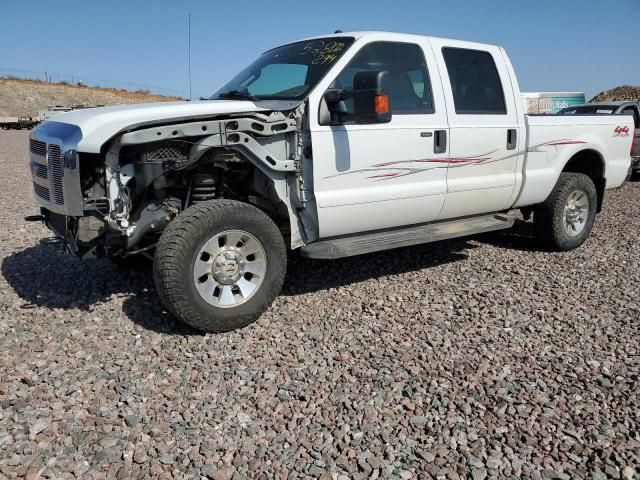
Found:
<box><xmin>514</xmin><ymin>114</ymin><xmax>633</xmax><ymax>208</ymax></box>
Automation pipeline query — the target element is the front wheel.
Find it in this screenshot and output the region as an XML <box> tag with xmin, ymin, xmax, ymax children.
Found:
<box><xmin>534</xmin><ymin>172</ymin><xmax>598</xmax><ymax>251</ymax></box>
<box><xmin>153</xmin><ymin>200</ymin><xmax>287</xmax><ymax>332</ymax></box>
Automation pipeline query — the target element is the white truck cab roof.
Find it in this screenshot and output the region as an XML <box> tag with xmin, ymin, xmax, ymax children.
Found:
<box><xmin>300</xmin><ymin>30</ymin><xmax>501</xmax><ymax>50</ymax></box>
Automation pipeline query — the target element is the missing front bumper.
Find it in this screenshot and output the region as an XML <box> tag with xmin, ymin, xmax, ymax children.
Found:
<box><xmin>37</xmin><ymin>209</ymin><xmax>116</xmax><ymax>259</ymax></box>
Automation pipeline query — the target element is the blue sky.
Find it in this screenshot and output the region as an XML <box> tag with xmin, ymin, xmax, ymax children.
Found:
<box><xmin>1</xmin><ymin>0</ymin><xmax>638</xmax><ymax>100</ymax></box>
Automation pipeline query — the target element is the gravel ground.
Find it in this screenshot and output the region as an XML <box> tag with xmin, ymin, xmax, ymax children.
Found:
<box><xmin>0</xmin><ymin>129</ymin><xmax>638</xmax><ymax>480</ymax></box>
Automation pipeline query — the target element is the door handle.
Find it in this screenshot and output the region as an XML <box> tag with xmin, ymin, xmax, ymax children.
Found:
<box><xmin>434</xmin><ymin>130</ymin><xmax>447</xmax><ymax>154</ymax></box>
<box><xmin>507</xmin><ymin>129</ymin><xmax>517</xmax><ymax>150</ymax></box>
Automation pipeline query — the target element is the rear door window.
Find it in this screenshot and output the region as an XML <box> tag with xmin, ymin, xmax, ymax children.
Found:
<box><xmin>442</xmin><ymin>47</ymin><xmax>507</xmax><ymax>115</ymax></box>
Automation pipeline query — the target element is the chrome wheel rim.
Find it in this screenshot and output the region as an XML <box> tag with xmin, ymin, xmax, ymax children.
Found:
<box><xmin>563</xmin><ymin>190</ymin><xmax>589</xmax><ymax>237</ymax></box>
<box><xmin>193</xmin><ymin>229</ymin><xmax>267</xmax><ymax>308</ymax></box>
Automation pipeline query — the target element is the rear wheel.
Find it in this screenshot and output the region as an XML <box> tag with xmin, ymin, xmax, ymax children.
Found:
<box><xmin>534</xmin><ymin>172</ymin><xmax>597</xmax><ymax>251</ymax></box>
<box><xmin>153</xmin><ymin>200</ymin><xmax>286</xmax><ymax>332</ymax></box>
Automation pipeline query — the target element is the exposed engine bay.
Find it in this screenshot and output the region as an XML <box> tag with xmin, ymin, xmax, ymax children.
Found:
<box><xmin>44</xmin><ymin>107</ymin><xmax>316</xmax><ymax>259</ymax></box>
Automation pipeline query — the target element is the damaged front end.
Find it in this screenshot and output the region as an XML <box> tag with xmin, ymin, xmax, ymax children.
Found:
<box><xmin>28</xmin><ymin>109</ymin><xmax>314</xmax><ymax>260</ymax></box>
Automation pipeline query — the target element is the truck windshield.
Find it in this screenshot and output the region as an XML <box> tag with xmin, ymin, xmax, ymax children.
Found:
<box><xmin>211</xmin><ymin>37</ymin><xmax>354</xmax><ymax>101</ymax></box>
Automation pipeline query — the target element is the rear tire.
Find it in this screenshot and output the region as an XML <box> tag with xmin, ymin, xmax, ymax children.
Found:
<box><xmin>534</xmin><ymin>172</ymin><xmax>597</xmax><ymax>251</ymax></box>
<box><xmin>153</xmin><ymin>200</ymin><xmax>286</xmax><ymax>333</ymax></box>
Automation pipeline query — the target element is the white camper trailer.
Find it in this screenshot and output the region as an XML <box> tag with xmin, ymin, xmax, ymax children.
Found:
<box><xmin>522</xmin><ymin>92</ymin><xmax>585</xmax><ymax>114</ymax></box>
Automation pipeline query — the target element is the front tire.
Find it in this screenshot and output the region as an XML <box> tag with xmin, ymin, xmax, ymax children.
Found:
<box><xmin>534</xmin><ymin>172</ymin><xmax>598</xmax><ymax>251</ymax></box>
<box><xmin>153</xmin><ymin>200</ymin><xmax>287</xmax><ymax>332</ymax></box>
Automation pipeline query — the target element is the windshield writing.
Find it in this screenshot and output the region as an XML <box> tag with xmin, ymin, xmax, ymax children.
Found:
<box><xmin>212</xmin><ymin>37</ymin><xmax>354</xmax><ymax>101</ymax></box>
<box><xmin>300</xmin><ymin>40</ymin><xmax>348</xmax><ymax>64</ymax></box>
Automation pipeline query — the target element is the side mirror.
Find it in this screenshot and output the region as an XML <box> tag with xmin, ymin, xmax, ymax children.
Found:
<box><xmin>352</xmin><ymin>70</ymin><xmax>392</xmax><ymax>124</ymax></box>
<box><xmin>323</xmin><ymin>88</ymin><xmax>342</xmax><ymax>104</ymax></box>
<box><xmin>321</xmin><ymin>88</ymin><xmax>345</xmax><ymax>125</ymax></box>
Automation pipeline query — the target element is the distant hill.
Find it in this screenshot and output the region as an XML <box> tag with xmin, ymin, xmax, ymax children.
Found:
<box><xmin>0</xmin><ymin>78</ymin><xmax>182</xmax><ymax>117</ymax></box>
<box><xmin>589</xmin><ymin>85</ymin><xmax>640</xmax><ymax>103</ymax></box>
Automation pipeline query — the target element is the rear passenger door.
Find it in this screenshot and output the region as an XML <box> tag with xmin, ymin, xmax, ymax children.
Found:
<box><xmin>430</xmin><ymin>41</ymin><xmax>523</xmax><ymax>219</ymax></box>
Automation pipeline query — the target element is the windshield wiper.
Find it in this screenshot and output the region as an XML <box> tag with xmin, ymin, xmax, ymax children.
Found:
<box><xmin>216</xmin><ymin>90</ymin><xmax>259</xmax><ymax>101</ymax></box>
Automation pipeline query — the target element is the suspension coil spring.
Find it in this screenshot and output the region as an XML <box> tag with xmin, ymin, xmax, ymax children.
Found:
<box><xmin>190</xmin><ymin>174</ymin><xmax>218</xmax><ymax>204</ymax></box>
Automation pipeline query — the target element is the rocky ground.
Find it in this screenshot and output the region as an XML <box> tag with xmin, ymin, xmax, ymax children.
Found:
<box><xmin>0</xmin><ymin>129</ymin><xmax>638</xmax><ymax>479</ymax></box>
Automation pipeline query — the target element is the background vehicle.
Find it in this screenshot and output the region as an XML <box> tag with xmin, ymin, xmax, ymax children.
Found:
<box><xmin>558</xmin><ymin>101</ymin><xmax>640</xmax><ymax>176</ymax></box>
<box><xmin>25</xmin><ymin>32</ymin><xmax>634</xmax><ymax>332</ymax></box>
<box><xmin>0</xmin><ymin>116</ymin><xmax>38</xmax><ymax>130</ymax></box>
<box><xmin>522</xmin><ymin>91</ymin><xmax>585</xmax><ymax>114</ymax></box>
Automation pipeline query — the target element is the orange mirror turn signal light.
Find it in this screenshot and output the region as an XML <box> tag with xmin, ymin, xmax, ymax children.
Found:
<box><xmin>374</xmin><ymin>95</ymin><xmax>389</xmax><ymax>114</ymax></box>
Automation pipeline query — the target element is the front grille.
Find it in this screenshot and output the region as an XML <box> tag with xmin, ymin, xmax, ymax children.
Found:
<box><xmin>29</xmin><ymin>123</ymin><xmax>83</xmax><ymax>216</ymax></box>
<box><xmin>33</xmin><ymin>163</ymin><xmax>48</xmax><ymax>179</ymax></box>
<box><xmin>30</xmin><ymin>139</ymin><xmax>46</xmax><ymax>156</ymax></box>
<box><xmin>33</xmin><ymin>183</ymin><xmax>50</xmax><ymax>202</ymax></box>
<box><xmin>48</xmin><ymin>145</ymin><xmax>64</xmax><ymax>205</ymax></box>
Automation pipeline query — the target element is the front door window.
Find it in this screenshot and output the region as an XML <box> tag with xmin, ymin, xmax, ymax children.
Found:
<box><xmin>330</xmin><ymin>41</ymin><xmax>435</xmax><ymax>118</ymax></box>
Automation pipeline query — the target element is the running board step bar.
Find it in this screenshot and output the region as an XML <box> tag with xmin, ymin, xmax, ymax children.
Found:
<box><xmin>300</xmin><ymin>214</ymin><xmax>514</xmax><ymax>259</ymax></box>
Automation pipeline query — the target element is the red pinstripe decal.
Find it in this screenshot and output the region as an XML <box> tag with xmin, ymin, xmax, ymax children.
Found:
<box><xmin>324</xmin><ymin>139</ymin><xmax>585</xmax><ymax>182</ymax></box>
<box><xmin>367</xmin><ymin>172</ymin><xmax>402</xmax><ymax>179</ymax></box>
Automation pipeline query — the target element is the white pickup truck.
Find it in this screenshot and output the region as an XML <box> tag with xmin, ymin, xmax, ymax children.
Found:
<box><xmin>26</xmin><ymin>32</ymin><xmax>633</xmax><ymax>332</ymax></box>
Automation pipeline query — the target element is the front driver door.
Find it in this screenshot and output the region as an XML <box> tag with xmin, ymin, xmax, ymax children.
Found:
<box><xmin>309</xmin><ymin>39</ymin><xmax>449</xmax><ymax>238</ymax></box>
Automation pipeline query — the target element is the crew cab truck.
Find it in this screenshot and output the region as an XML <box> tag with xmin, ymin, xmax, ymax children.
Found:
<box><xmin>26</xmin><ymin>32</ymin><xmax>633</xmax><ymax>332</ymax></box>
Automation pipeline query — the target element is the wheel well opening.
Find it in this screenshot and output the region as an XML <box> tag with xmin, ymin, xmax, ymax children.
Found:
<box><xmin>185</xmin><ymin>149</ymin><xmax>292</xmax><ymax>243</ymax></box>
<box><xmin>562</xmin><ymin>149</ymin><xmax>606</xmax><ymax>211</ymax></box>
